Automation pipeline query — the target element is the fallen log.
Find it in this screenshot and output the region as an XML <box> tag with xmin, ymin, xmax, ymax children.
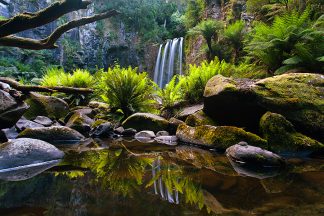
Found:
<box><xmin>0</xmin><ymin>77</ymin><xmax>94</xmax><ymax>94</ymax></box>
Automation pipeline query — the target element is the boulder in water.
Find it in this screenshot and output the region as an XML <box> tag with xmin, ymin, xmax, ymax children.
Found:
<box><xmin>260</xmin><ymin>112</ymin><xmax>324</xmax><ymax>154</ymax></box>
<box><xmin>154</xmin><ymin>135</ymin><xmax>177</xmax><ymax>145</ymax></box>
<box><xmin>66</xmin><ymin>112</ymin><xmax>94</xmax><ymax>136</ymax></box>
<box><xmin>90</xmin><ymin>122</ymin><xmax>113</xmax><ymax>138</ymax></box>
<box><xmin>0</xmin><ymin>138</ymin><xmax>64</xmax><ymax>170</ymax></box>
<box><xmin>18</xmin><ymin>126</ymin><xmax>85</xmax><ymax>144</ymax></box>
<box><xmin>226</xmin><ymin>142</ymin><xmax>285</xmax><ymax>179</ymax></box>
<box><xmin>122</xmin><ymin>128</ymin><xmax>137</xmax><ymax>137</ymax></box>
<box><xmin>135</xmin><ymin>130</ymin><xmax>156</xmax><ymax>143</ymax></box>
<box><xmin>176</xmin><ymin>124</ymin><xmax>267</xmax><ymax>150</ymax></box>
<box><xmin>122</xmin><ymin>113</ymin><xmax>169</xmax><ymax>133</ymax></box>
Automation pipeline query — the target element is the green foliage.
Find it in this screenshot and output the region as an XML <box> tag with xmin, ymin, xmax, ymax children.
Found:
<box><xmin>223</xmin><ymin>20</ymin><xmax>246</xmax><ymax>63</ymax></box>
<box><xmin>157</xmin><ymin>75</ymin><xmax>183</xmax><ymax>109</ymax></box>
<box><xmin>184</xmin><ymin>0</ymin><xmax>206</xmax><ymax>29</ymax></box>
<box><xmin>188</xmin><ymin>19</ymin><xmax>224</xmax><ymax>58</ymax></box>
<box><xmin>41</xmin><ymin>67</ymin><xmax>95</xmax><ymax>106</ymax></box>
<box><xmin>178</xmin><ymin>58</ymin><xmax>233</xmax><ymax>103</ymax></box>
<box><xmin>245</xmin><ymin>9</ymin><xmax>324</xmax><ymax>74</ymax></box>
<box><xmin>96</xmin><ymin>65</ymin><xmax>157</xmax><ymax>117</ymax></box>
<box><xmin>40</xmin><ymin>67</ymin><xmax>65</xmax><ymax>87</ymax></box>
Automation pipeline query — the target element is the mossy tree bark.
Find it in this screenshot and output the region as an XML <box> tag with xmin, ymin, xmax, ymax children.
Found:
<box><xmin>0</xmin><ymin>0</ymin><xmax>119</xmax><ymax>50</ymax></box>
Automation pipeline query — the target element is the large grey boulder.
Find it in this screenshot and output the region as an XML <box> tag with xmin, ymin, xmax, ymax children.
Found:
<box><xmin>18</xmin><ymin>126</ymin><xmax>85</xmax><ymax>144</ymax></box>
<box><xmin>226</xmin><ymin>142</ymin><xmax>285</xmax><ymax>179</ymax></box>
<box><xmin>0</xmin><ymin>138</ymin><xmax>64</xmax><ymax>170</ymax></box>
<box><xmin>0</xmin><ymin>89</ymin><xmax>29</xmax><ymax>129</ymax></box>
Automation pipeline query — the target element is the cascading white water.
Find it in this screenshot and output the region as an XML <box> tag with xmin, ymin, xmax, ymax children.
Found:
<box><xmin>154</xmin><ymin>37</ymin><xmax>184</xmax><ymax>88</ymax></box>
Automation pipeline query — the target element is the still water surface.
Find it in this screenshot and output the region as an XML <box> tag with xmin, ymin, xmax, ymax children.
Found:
<box><xmin>0</xmin><ymin>139</ymin><xmax>323</xmax><ymax>216</ymax></box>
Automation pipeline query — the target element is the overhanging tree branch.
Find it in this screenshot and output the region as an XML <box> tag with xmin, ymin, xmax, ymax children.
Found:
<box><xmin>0</xmin><ymin>10</ymin><xmax>120</xmax><ymax>50</ymax></box>
<box><xmin>0</xmin><ymin>0</ymin><xmax>92</xmax><ymax>38</ymax></box>
<box><xmin>0</xmin><ymin>0</ymin><xmax>120</xmax><ymax>50</ymax></box>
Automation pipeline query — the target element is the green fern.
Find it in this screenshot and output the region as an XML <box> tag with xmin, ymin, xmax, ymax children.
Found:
<box><xmin>96</xmin><ymin>65</ymin><xmax>157</xmax><ymax>116</ymax></box>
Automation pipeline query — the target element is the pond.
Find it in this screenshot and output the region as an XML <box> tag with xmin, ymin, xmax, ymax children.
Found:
<box><xmin>0</xmin><ymin>139</ymin><xmax>323</xmax><ymax>216</ymax></box>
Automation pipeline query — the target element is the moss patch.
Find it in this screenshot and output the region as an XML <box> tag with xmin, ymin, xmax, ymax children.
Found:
<box><xmin>185</xmin><ymin>110</ymin><xmax>217</xmax><ymax>127</ymax></box>
<box><xmin>176</xmin><ymin>124</ymin><xmax>267</xmax><ymax>150</ymax></box>
<box><xmin>260</xmin><ymin>112</ymin><xmax>324</xmax><ymax>153</ymax></box>
<box><xmin>122</xmin><ymin>113</ymin><xmax>169</xmax><ymax>133</ymax></box>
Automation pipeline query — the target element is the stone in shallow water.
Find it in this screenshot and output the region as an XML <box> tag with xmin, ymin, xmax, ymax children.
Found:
<box><xmin>0</xmin><ymin>138</ymin><xmax>64</xmax><ymax>171</ymax></box>
<box><xmin>154</xmin><ymin>136</ymin><xmax>177</xmax><ymax>145</ymax></box>
<box><xmin>15</xmin><ymin>118</ymin><xmax>44</xmax><ymax>132</ymax></box>
<box><xmin>156</xmin><ymin>131</ymin><xmax>169</xmax><ymax>137</ymax></box>
<box><xmin>17</xmin><ymin>126</ymin><xmax>85</xmax><ymax>144</ymax></box>
<box><xmin>135</xmin><ymin>130</ymin><xmax>156</xmax><ymax>143</ymax></box>
<box><xmin>226</xmin><ymin>142</ymin><xmax>285</xmax><ymax>179</ymax></box>
<box><xmin>33</xmin><ymin>116</ymin><xmax>53</xmax><ymax>127</ymax></box>
<box><xmin>90</xmin><ymin>122</ymin><xmax>113</xmax><ymax>138</ymax></box>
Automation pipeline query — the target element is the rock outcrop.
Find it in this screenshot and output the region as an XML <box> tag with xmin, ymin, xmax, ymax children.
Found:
<box><xmin>260</xmin><ymin>112</ymin><xmax>324</xmax><ymax>153</ymax></box>
<box><xmin>204</xmin><ymin>73</ymin><xmax>324</xmax><ymax>142</ymax></box>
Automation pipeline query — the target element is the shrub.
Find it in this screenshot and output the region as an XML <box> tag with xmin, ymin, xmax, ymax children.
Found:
<box><xmin>179</xmin><ymin>58</ymin><xmax>233</xmax><ymax>103</ymax></box>
<box><xmin>188</xmin><ymin>19</ymin><xmax>224</xmax><ymax>58</ymax></box>
<box><xmin>96</xmin><ymin>65</ymin><xmax>156</xmax><ymax>117</ymax></box>
<box><xmin>245</xmin><ymin>9</ymin><xmax>324</xmax><ymax>74</ymax></box>
<box><xmin>41</xmin><ymin>67</ymin><xmax>95</xmax><ymax>106</ymax></box>
<box><xmin>157</xmin><ymin>75</ymin><xmax>183</xmax><ymax>109</ymax></box>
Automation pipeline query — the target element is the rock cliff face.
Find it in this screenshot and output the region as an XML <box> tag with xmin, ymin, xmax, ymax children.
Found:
<box><xmin>0</xmin><ymin>0</ymin><xmax>156</xmax><ymax>72</ymax></box>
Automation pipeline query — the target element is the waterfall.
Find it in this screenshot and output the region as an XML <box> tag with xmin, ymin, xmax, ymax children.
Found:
<box><xmin>154</xmin><ymin>37</ymin><xmax>184</xmax><ymax>88</ymax></box>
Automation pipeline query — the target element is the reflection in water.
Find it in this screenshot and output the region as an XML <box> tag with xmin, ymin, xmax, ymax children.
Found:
<box><xmin>152</xmin><ymin>157</ymin><xmax>179</xmax><ymax>204</ymax></box>
<box><xmin>0</xmin><ymin>141</ymin><xmax>323</xmax><ymax>216</ymax></box>
<box><xmin>0</xmin><ymin>160</ymin><xmax>61</xmax><ymax>181</ymax></box>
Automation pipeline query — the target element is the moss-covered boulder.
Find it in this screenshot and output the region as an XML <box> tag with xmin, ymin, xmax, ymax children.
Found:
<box><xmin>66</xmin><ymin>113</ymin><xmax>94</xmax><ymax>136</ymax></box>
<box><xmin>185</xmin><ymin>110</ymin><xmax>217</xmax><ymax>127</ymax></box>
<box><xmin>18</xmin><ymin>126</ymin><xmax>85</xmax><ymax>144</ymax></box>
<box><xmin>260</xmin><ymin>112</ymin><xmax>324</xmax><ymax>153</ymax></box>
<box><xmin>0</xmin><ymin>90</ymin><xmax>29</xmax><ymax>129</ymax></box>
<box><xmin>204</xmin><ymin>73</ymin><xmax>324</xmax><ymax>142</ymax></box>
<box><xmin>24</xmin><ymin>92</ymin><xmax>69</xmax><ymax>120</ymax></box>
<box><xmin>176</xmin><ymin>124</ymin><xmax>267</xmax><ymax>150</ymax></box>
<box><xmin>122</xmin><ymin>113</ymin><xmax>169</xmax><ymax>133</ymax></box>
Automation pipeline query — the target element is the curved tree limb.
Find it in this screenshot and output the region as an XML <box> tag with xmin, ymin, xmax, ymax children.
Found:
<box><xmin>0</xmin><ymin>9</ymin><xmax>120</xmax><ymax>50</ymax></box>
<box><xmin>0</xmin><ymin>0</ymin><xmax>92</xmax><ymax>38</ymax></box>
<box><xmin>0</xmin><ymin>77</ymin><xmax>94</xmax><ymax>94</ymax></box>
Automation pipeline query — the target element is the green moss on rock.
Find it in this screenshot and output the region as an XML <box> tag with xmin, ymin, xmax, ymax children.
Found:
<box><xmin>176</xmin><ymin>124</ymin><xmax>267</xmax><ymax>150</ymax></box>
<box><xmin>122</xmin><ymin>113</ymin><xmax>169</xmax><ymax>133</ymax></box>
<box><xmin>18</xmin><ymin>126</ymin><xmax>85</xmax><ymax>143</ymax></box>
<box><xmin>185</xmin><ymin>110</ymin><xmax>217</xmax><ymax>127</ymax></box>
<box><xmin>260</xmin><ymin>112</ymin><xmax>324</xmax><ymax>153</ymax></box>
<box><xmin>24</xmin><ymin>92</ymin><xmax>69</xmax><ymax>120</ymax></box>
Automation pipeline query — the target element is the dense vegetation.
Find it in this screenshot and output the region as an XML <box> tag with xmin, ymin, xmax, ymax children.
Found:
<box><xmin>1</xmin><ymin>0</ymin><xmax>323</xmax><ymax>114</ymax></box>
